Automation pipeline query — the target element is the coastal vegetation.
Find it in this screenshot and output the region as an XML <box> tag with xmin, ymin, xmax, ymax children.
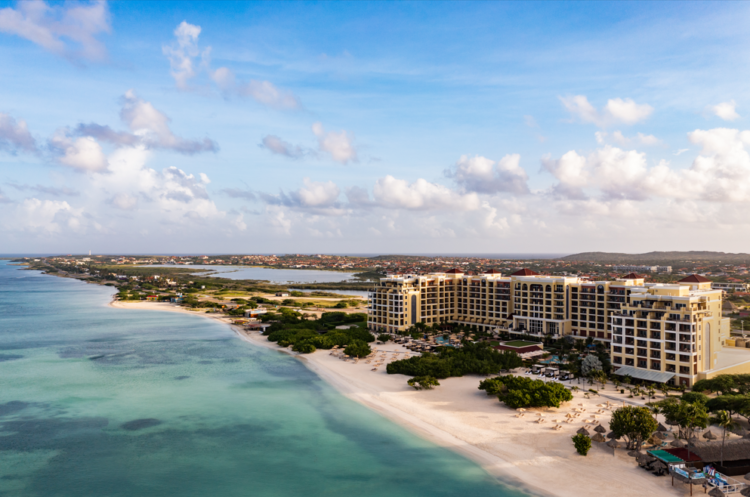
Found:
<box><xmin>572</xmin><ymin>433</ymin><xmax>591</xmax><ymax>456</ymax></box>
<box><xmin>263</xmin><ymin>311</ymin><xmax>372</xmax><ymax>352</ymax></box>
<box><xmin>386</xmin><ymin>342</ymin><xmax>522</xmax><ymax>379</ymax></box>
<box><xmin>608</xmin><ymin>406</ymin><xmax>658</xmax><ymax>450</ymax></box>
<box><xmin>478</xmin><ymin>375</ymin><xmax>573</xmax><ymax>408</ymax></box>
<box><xmin>407</xmin><ymin>376</ymin><xmax>440</xmax><ymax>390</ymax></box>
<box><xmin>343</xmin><ymin>340</ymin><xmax>372</xmax><ymax>358</ymax></box>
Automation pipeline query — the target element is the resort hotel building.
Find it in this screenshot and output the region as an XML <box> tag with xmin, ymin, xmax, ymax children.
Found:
<box><xmin>367</xmin><ymin>269</ymin><xmax>750</xmax><ymax>387</ymax></box>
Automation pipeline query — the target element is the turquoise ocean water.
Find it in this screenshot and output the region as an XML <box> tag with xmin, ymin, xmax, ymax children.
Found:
<box><xmin>0</xmin><ymin>261</ymin><xmax>528</xmax><ymax>497</ymax></box>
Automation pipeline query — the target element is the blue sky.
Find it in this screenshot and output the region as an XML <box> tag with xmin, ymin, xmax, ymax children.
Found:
<box><xmin>1</xmin><ymin>1</ymin><xmax>750</xmax><ymax>254</ymax></box>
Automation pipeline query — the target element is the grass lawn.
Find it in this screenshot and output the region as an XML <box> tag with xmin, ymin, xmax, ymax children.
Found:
<box><xmin>503</xmin><ymin>340</ymin><xmax>541</xmax><ymax>347</ymax></box>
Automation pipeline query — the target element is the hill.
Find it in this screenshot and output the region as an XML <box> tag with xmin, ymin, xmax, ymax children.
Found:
<box><xmin>560</xmin><ymin>251</ymin><xmax>750</xmax><ymax>263</ymax></box>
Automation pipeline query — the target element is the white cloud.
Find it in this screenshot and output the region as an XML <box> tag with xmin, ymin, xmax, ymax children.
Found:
<box><xmin>312</xmin><ymin>122</ymin><xmax>357</xmax><ymax>164</ymax></box>
<box><xmin>110</xmin><ymin>193</ymin><xmax>137</xmax><ymax>210</ymax></box>
<box><xmin>293</xmin><ymin>178</ymin><xmax>340</xmax><ymax>207</ymax></box>
<box><xmin>560</xmin><ymin>95</ymin><xmax>653</xmax><ymax>127</ymax></box>
<box><xmin>448</xmin><ymin>154</ymin><xmax>529</xmax><ymax>194</ymax></box>
<box><xmin>73</xmin><ymin>91</ymin><xmax>218</xmax><ymax>155</ymax></box>
<box><xmin>119</xmin><ymin>90</ymin><xmax>218</xmax><ymax>154</ymax></box>
<box><xmin>14</xmin><ymin>198</ymin><xmax>86</xmax><ymax>234</ymax></box>
<box><xmin>163</xmin><ymin>21</ymin><xmax>301</xmax><ymax>109</ymax></box>
<box><xmin>49</xmin><ymin>132</ymin><xmax>107</xmax><ymax>171</ymax></box>
<box><xmin>709</xmin><ymin>100</ymin><xmax>740</xmax><ymax>122</ymax></box>
<box><xmin>0</xmin><ymin>0</ymin><xmax>110</xmax><ymax>62</ymax></box>
<box><xmin>596</xmin><ymin>130</ymin><xmax>661</xmax><ymax>146</ymax></box>
<box><xmin>372</xmin><ymin>175</ymin><xmax>480</xmax><ymax>211</ymax></box>
<box><xmin>260</xmin><ymin>135</ymin><xmax>309</xmax><ymax>159</ymax></box>
<box><xmin>162</xmin><ymin>21</ymin><xmax>207</xmax><ymax>90</ymax></box>
<box><xmin>0</xmin><ymin>113</ymin><xmax>37</xmax><ymax>153</ymax></box>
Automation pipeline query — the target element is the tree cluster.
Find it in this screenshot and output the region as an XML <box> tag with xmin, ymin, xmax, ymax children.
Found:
<box><xmin>264</xmin><ymin>311</ymin><xmax>371</xmax><ymax>353</ymax></box>
<box><xmin>478</xmin><ymin>375</ymin><xmax>573</xmax><ymax>408</ymax></box>
<box><xmin>609</xmin><ymin>406</ymin><xmax>659</xmax><ymax>450</ymax></box>
<box><xmin>386</xmin><ymin>342</ymin><xmax>522</xmax><ymax>379</ymax></box>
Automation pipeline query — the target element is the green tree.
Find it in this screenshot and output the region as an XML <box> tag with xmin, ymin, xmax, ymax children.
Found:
<box><xmin>572</xmin><ymin>433</ymin><xmax>592</xmax><ymax>456</ymax></box>
<box><xmin>483</xmin><ymin>375</ymin><xmax>573</xmax><ymax>409</ymax></box>
<box><xmin>609</xmin><ymin>406</ymin><xmax>658</xmax><ymax>450</ymax></box>
<box><xmin>408</xmin><ymin>376</ymin><xmax>440</xmax><ymax>390</ymax></box>
<box><xmin>681</xmin><ymin>392</ymin><xmax>709</xmax><ymax>405</ymax></box>
<box><xmin>710</xmin><ymin>410</ymin><xmax>736</xmax><ymax>467</ymax></box>
<box><xmin>377</xmin><ymin>334</ymin><xmax>391</xmax><ymax>343</ymax></box>
<box><xmin>293</xmin><ymin>342</ymin><xmax>316</xmax><ymax>354</ymax></box>
<box><xmin>581</xmin><ymin>354</ymin><xmax>603</xmax><ymax>377</ymax></box>
<box><xmin>344</xmin><ymin>340</ymin><xmax>372</xmax><ymax>358</ymax></box>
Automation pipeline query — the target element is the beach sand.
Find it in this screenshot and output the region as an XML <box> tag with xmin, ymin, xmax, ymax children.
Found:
<box><xmin>111</xmin><ymin>301</ymin><xmax>693</xmax><ymax>497</ymax></box>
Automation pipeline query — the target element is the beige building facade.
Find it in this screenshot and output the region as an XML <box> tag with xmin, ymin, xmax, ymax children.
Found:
<box><xmin>368</xmin><ymin>269</ymin><xmax>738</xmax><ymax>386</ymax></box>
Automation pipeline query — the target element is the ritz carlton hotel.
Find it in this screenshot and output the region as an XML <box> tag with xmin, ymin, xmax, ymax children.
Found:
<box><xmin>367</xmin><ymin>269</ymin><xmax>750</xmax><ymax>387</ymax></box>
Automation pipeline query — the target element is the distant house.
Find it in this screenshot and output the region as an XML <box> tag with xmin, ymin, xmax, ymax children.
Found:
<box><xmin>244</xmin><ymin>309</ymin><xmax>267</xmax><ymax>318</ymax></box>
<box><xmin>275</xmin><ymin>292</ymin><xmax>290</xmax><ymax>297</ymax></box>
<box><xmin>335</xmin><ymin>324</ymin><xmax>356</xmax><ymax>330</ymax></box>
<box><xmin>146</xmin><ymin>295</ymin><xmax>159</xmax><ymax>301</ymax></box>
<box><xmin>246</xmin><ymin>322</ymin><xmax>272</xmax><ymax>333</ymax></box>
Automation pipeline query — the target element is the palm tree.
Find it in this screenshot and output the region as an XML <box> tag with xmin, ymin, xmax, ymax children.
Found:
<box><xmin>710</xmin><ymin>410</ymin><xmax>737</xmax><ymax>467</ymax></box>
<box><xmin>659</xmin><ymin>383</ymin><xmax>670</xmax><ymax>398</ymax></box>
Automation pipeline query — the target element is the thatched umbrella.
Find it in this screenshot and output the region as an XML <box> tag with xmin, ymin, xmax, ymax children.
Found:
<box><xmin>657</xmin><ymin>422</ymin><xmax>668</xmax><ymax>432</ymax></box>
<box><xmin>665</xmin><ymin>418</ymin><xmax>680</xmax><ymax>426</ymax></box>
<box><xmin>606</xmin><ymin>439</ymin><xmax>620</xmax><ymax>455</ymax></box>
<box><xmin>653</xmin><ymin>431</ymin><xmax>667</xmax><ymax>440</ymax></box>
<box><xmin>703</xmin><ymin>430</ymin><xmax>717</xmax><ymax>440</ymax></box>
<box><xmin>627</xmin><ymin>449</ymin><xmax>642</xmax><ymax>457</ymax></box>
<box><xmin>708</xmin><ymin>486</ymin><xmax>725</xmax><ymax>497</ymax></box>
<box><xmin>671</xmin><ymin>438</ymin><xmax>685</xmax><ymax>448</ymax></box>
<box><xmin>606</xmin><ymin>431</ymin><xmax>618</xmax><ymax>439</ymax></box>
<box><xmin>652</xmin><ymin>461</ymin><xmax>667</xmax><ymax>472</ymax></box>
<box><xmin>740</xmin><ymin>487</ymin><xmax>750</xmax><ymax>497</ymax></box>
<box><xmin>745</xmin><ymin>472</ymin><xmax>750</xmax><ymax>481</ymax></box>
<box><xmin>592</xmin><ymin>432</ymin><xmax>606</xmax><ymax>443</ymax></box>
<box><xmin>577</xmin><ymin>427</ymin><xmax>590</xmax><ymax>436</ymax></box>
<box><xmin>594</xmin><ymin>425</ymin><xmax>607</xmax><ymax>434</ymax></box>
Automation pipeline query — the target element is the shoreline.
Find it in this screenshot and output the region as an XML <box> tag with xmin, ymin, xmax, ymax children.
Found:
<box><xmin>109</xmin><ymin>300</ymin><xmax>690</xmax><ymax>497</ymax></box>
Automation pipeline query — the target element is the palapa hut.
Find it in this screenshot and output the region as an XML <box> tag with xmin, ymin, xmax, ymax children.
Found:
<box><xmin>606</xmin><ymin>439</ymin><xmax>620</xmax><ymax>456</ymax></box>
<box><xmin>671</xmin><ymin>438</ymin><xmax>685</xmax><ymax>448</ymax></box>
<box><xmin>657</xmin><ymin>422</ymin><xmax>668</xmax><ymax>432</ymax></box>
<box><xmin>740</xmin><ymin>487</ymin><xmax>750</xmax><ymax>497</ymax></box>
<box><xmin>690</xmin><ymin>439</ymin><xmax>750</xmax><ymax>476</ymax></box>
<box><xmin>577</xmin><ymin>427</ymin><xmax>590</xmax><ymax>437</ymax></box>
<box><xmin>592</xmin><ymin>433</ymin><xmax>606</xmax><ymax>443</ymax></box>
<box><xmin>594</xmin><ymin>425</ymin><xmax>607</xmax><ymax>434</ymax></box>
<box><xmin>708</xmin><ymin>487</ymin><xmax>726</xmax><ymax>497</ymax></box>
<box><xmin>703</xmin><ymin>430</ymin><xmax>718</xmax><ymax>441</ymax></box>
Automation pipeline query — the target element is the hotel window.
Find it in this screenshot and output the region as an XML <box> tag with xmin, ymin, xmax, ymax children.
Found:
<box><xmin>637</xmin><ymin>359</ymin><xmax>647</xmax><ymax>368</ymax></box>
<box><xmin>650</xmin><ymin>361</ymin><xmax>661</xmax><ymax>370</ymax></box>
<box><xmin>613</xmin><ymin>356</ymin><xmax>622</xmax><ymax>364</ymax></box>
<box><xmin>679</xmin><ymin>366</ymin><xmax>690</xmax><ymax>375</ymax></box>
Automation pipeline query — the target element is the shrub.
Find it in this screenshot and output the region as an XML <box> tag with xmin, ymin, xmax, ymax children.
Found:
<box><xmin>378</xmin><ymin>334</ymin><xmax>391</xmax><ymax>343</ymax></box>
<box><xmin>293</xmin><ymin>342</ymin><xmax>316</xmax><ymax>354</ymax></box>
<box><xmin>481</xmin><ymin>375</ymin><xmax>573</xmax><ymax>409</ymax></box>
<box><xmin>572</xmin><ymin>433</ymin><xmax>591</xmax><ymax>456</ymax></box>
<box><xmin>387</xmin><ymin>342</ymin><xmax>522</xmax><ymax>379</ymax></box>
<box><xmin>344</xmin><ymin>340</ymin><xmax>371</xmax><ymax>358</ymax></box>
<box><xmin>407</xmin><ymin>376</ymin><xmax>440</xmax><ymax>390</ymax></box>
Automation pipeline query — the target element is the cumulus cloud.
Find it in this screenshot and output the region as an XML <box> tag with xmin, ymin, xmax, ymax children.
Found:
<box><xmin>260</xmin><ymin>135</ymin><xmax>309</xmax><ymax>159</ymax></box>
<box><xmin>448</xmin><ymin>154</ymin><xmax>530</xmax><ymax>194</ymax></box>
<box><xmin>709</xmin><ymin>100</ymin><xmax>740</xmax><ymax>122</ymax></box>
<box><xmin>372</xmin><ymin>175</ymin><xmax>480</xmax><ymax>211</ymax></box>
<box><xmin>13</xmin><ymin>198</ymin><xmax>87</xmax><ymax>234</ymax></box>
<box><xmin>162</xmin><ymin>21</ymin><xmax>208</xmax><ymax>90</ymax></box>
<box><xmin>312</xmin><ymin>122</ymin><xmax>357</xmax><ymax>164</ymax></box>
<box><xmin>560</xmin><ymin>95</ymin><xmax>653</xmax><ymax>127</ymax></box>
<box><xmin>109</xmin><ymin>192</ymin><xmax>138</xmax><ymax>210</ymax></box>
<box><xmin>0</xmin><ymin>113</ymin><xmax>37</xmax><ymax>153</ymax></box>
<box><xmin>0</xmin><ymin>0</ymin><xmax>110</xmax><ymax>62</ymax></box>
<box><xmin>48</xmin><ymin>131</ymin><xmax>107</xmax><ymax>171</ymax></box>
<box><xmin>544</xmin><ymin>128</ymin><xmax>750</xmax><ymax>204</ymax></box>
<box><xmin>74</xmin><ymin>90</ymin><xmax>217</xmax><ymax>156</ymax></box>
<box><xmin>163</xmin><ymin>21</ymin><xmax>301</xmax><ymax>109</ymax></box>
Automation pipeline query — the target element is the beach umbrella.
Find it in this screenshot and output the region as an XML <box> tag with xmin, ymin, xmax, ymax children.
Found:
<box><xmin>665</xmin><ymin>419</ymin><xmax>680</xmax><ymax>426</ymax></box>
<box><xmin>740</xmin><ymin>487</ymin><xmax>750</xmax><ymax>497</ymax></box>
<box><xmin>745</xmin><ymin>472</ymin><xmax>750</xmax><ymax>481</ymax></box>
<box><xmin>671</xmin><ymin>438</ymin><xmax>685</xmax><ymax>448</ymax></box>
<box><xmin>606</xmin><ymin>431</ymin><xmax>619</xmax><ymax>440</ymax></box>
<box><xmin>606</xmin><ymin>439</ymin><xmax>620</xmax><ymax>455</ymax></box>
<box><xmin>627</xmin><ymin>450</ymin><xmax>642</xmax><ymax>457</ymax></box>
<box><xmin>703</xmin><ymin>430</ymin><xmax>717</xmax><ymax>440</ymax></box>
<box><xmin>657</xmin><ymin>423</ymin><xmax>668</xmax><ymax>432</ymax></box>
<box><xmin>577</xmin><ymin>428</ymin><xmax>590</xmax><ymax>436</ymax></box>
<box><xmin>653</xmin><ymin>431</ymin><xmax>667</xmax><ymax>440</ymax></box>
<box><xmin>652</xmin><ymin>461</ymin><xmax>667</xmax><ymax>471</ymax></box>
<box><xmin>592</xmin><ymin>433</ymin><xmax>606</xmax><ymax>443</ymax></box>
<box><xmin>709</xmin><ymin>488</ymin><xmax>725</xmax><ymax>497</ymax></box>
<box><xmin>594</xmin><ymin>425</ymin><xmax>607</xmax><ymax>434</ymax></box>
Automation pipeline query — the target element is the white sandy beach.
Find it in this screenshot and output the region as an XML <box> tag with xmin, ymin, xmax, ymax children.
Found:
<box><xmin>111</xmin><ymin>300</ymin><xmax>695</xmax><ymax>497</ymax></box>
